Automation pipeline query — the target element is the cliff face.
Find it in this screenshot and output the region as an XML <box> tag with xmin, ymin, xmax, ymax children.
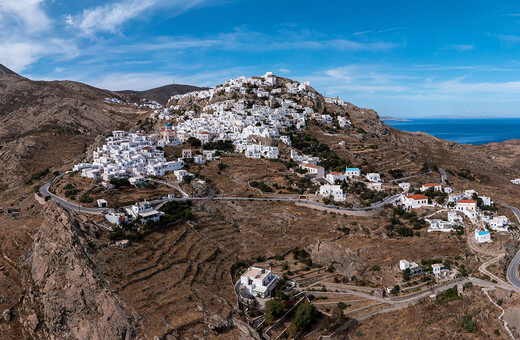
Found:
<box><xmin>19</xmin><ymin>202</ymin><xmax>139</xmax><ymax>340</ymax></box>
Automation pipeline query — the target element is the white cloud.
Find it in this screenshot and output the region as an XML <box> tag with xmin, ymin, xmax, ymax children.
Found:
<box><xmin>66</xmin><ymin>0</ymin><xmax>211</xmax><ymax>35</ymax></box>
<box><xmin>442</xmin><ymin>44</ymin><xmax>475</xmax><ymax>51</ymax></box>
<box><xmin>88</xmin><ymin>67</ymin><xmax>252</xmax><ymax>90</ymax></box>
<box><xmin>0</xmin><ymin>0</ymin><xmax>50</xmax><ymax>32</ymax></box>
<box><xmin>0</xmin><ymin>42</ymin><xmax>43</xmax><ymax>72</ymax></box>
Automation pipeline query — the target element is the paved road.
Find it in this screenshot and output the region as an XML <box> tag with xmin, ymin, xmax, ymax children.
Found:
<box><xmin>503</xmin><ymin>204</ymin><xmax>520</xmax><ymax>224</ymax></box>
<box><xmin>502</xmin><ymin>204</ymin><xmax>520</xmax><ymax>291</ymax></box>
<box><xmin>39</xmin><ymin>176</ymin><xmax>107</xmax><ymax>214</ymax></box>
<box><xmin>507</xmin><ymin>249</ymin><xmax>520</xmax><ymax>291</ymax></box>
<box><xmin>40</xmin><ymin>175</ymin><xmax>402</xmax><ymax>215</ymax></box>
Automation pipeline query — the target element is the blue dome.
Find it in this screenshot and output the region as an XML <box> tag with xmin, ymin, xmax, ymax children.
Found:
<box><xmin>166</xmin><ymin>123</ymin><xmax>172</xmax><ymax>126</ymax></box>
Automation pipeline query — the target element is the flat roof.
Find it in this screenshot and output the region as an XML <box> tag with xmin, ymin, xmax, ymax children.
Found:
<box><xmin>242</xmin><ymin>266</ymin><xmax>269</xmax><ymax>280</ymax></box>
<box><xmin>139</xmin><ymin>210</ymin><xmax>163</xmax><ymax>217</ymax></box>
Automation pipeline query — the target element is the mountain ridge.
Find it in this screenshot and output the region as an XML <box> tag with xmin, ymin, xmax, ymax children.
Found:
<box><xmin>118</xmin><ymin>83</ymin><xmax>207</xmax><ymax>105</ymax></box>
<box><xmin>0</xmin><ymin>63</ymin><xmax>18</xmax><ymax>76</ymax></box>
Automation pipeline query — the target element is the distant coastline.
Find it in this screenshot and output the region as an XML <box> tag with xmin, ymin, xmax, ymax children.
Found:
<box><xmin>385</xmin><ymin>118</ymin><xmax>520</xmax><ymax>145</ymax></box>
<box><xmin>380</xmin><ymin>116</ymin><xmax>411</xmax><ymax>122</ymax></box>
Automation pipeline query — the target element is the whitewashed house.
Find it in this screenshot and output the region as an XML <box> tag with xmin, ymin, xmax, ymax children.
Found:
<box><xmin>401</xmin><ymin>194</ymin><xmax>429</xmax><ymax>209</ymax></box>
<box><xmin>239</xmin><ymin>267</ymin><xmax>279</xmax><ymax>298</ymax></box>
<box><xmin>511</xmin><ymin>179</ymin><xmax>520</xmax><ymax>184</ymax></box>
<box><xmin>366</xmin><ymin>173</ymin><xmax>381</xmax><ymax>183</ymax></box>
<box><xmin>475</xmin><ymin>229</ymin><xmax>491</xmax><ymax>243</ymax></box>
<box><xmin>432</xmin><ymin>263</ymin><xmax>443</xmax><ymax>277</ymax></box>
<box><xmin>326</xmin><ymin>172</ymin><xmax>347</xmax><ymax>184</ymax></box>
<box><xmin>448</xmin><ymin>193</ymin><xmax>465</xmax><ymax>204</ymax></box>
<box><xmin>105</xmin><ymin>212</ymin><xmax>126</xmax><ymax>226</ymax></box>
<box><xmin>129</xmin><ymin>176</ymin><xmax>145</xmax><ymax>186</ymax></box>
<box><xmin>300</xmin><ymin>164</ymin><xmax>325</xmax><ymax>178</ymax></box>
<box><xmin>280</xmin><ymin>135</ymin><xmax>292</xmax><ymax>145</ymax></box>
<box><xmin>125</xmin><ymin>201</ymin><xmax>164</xmax><ymax>224</ymax></box>
<box><xmin>427</xmin><ymin>219</ymin><xmax>456</xmax><ymax>232</ymax></box>
<box><xmin>484</xmin><ymin>216</ymin><xmax>509</xmax><ymax>232</ymax></box>
<box><xmin>174</xmin><ymin>169</ymin><xmax>189</xmax><ymax>181</ymax></box>
<box><xmin>345</xmin><ymin>168</ymin><xmax>361</xmax><ymax>177</ymax></box>
<box><xmin>448</xmin><ymin>212</ymin><xmax>463</xmax><ymax>225</ymax></box>
<box><xmin>319</xmin><ymin>185</ymin><xmax>346</xmax><ymax>201</ymax></box>
<box><xmin>399</xmin><ymin>182</ymin><xmax>411</xmax><ymax>191</ymax></box>
<box><xmin>194</xmin><ymin>154</ymin><xmax>205</xmax><ymax>164</ymax></box>
<box><xmin>420</xmin><ymin>183</ymin><xmax>442</xmax><ymax>192</ymax></box>
<box><xmin>399</xmin><ymin>260</ymin><xmax>422</xmax><ymax>275</ymax></box>
<box><xmin>455</xmin><ymin>200</ymin><xmax>478</xmax><ymax>219</ymax></box>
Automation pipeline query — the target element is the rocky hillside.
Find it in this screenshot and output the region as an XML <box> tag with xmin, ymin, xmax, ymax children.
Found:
<box><xmin>118</xmin><ymin>84</ymin><xmax>207</xmax><ymax>105</ymax></box>
<box><xmin>0</xmin><ymin>71</ymin><xmax>149</xmax><ymax>190</ymax></box>
<box><xmin>19</xmin><ymin>202</ymin><xmax>139</xmax><ymax>339</ymax></box>
<box><xmin>0</xmin><ymin>64</ymin><xmax>17</xmax><ymax>76</ymax></box>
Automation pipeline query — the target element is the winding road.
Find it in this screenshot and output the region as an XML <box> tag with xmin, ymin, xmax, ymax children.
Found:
<box><xmin>39</xmin><ymin>175</ymin><xmax>402</xmax><ymax>216</ymax></box>
<box><xmin>39</xmin><ymin>176</ymin><xmax>107</xmax><ymax>214</ymax></box>
<box><xmin>503</xmin><ymin>204</ymin><xmax>520</xmax><ymax>290</ymax></box>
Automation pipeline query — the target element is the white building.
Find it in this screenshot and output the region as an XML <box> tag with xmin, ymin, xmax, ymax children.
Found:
<box><xmin>475</xmin><ymin>229</ymin><xmax>491</xmax><ymax>243</ymax></box>
<box><xmin>326</xmin><ymin>172</ymin><xmax>347</xmax><ymax>184</ymax></box>
<box><xmin>479</xmin><ymin>196</ymin><xmax>493</xmax><ymax>207</ymax></box>
<box><xmin>239</xmin><ymin>267</ymin><xmax>279</xmax><ymax>298</ymax></box>
<box><xmin>447</xmin><ymin>212</ymin><xmax>463</xmax><ymax>225</ymax></box>
<box><xmin>129</xmin><ymin>176</ymin><xmax>145</xmax><ymax>186</ymax></box>
<box><xmin>401</xmin><ymin>194</ymin><xmax>429</xmax><ymax>209</ymax></box>
<box><xmin>399</xmin><ymin>260</ymin><xmax>422</xmax><ymax>275</ymax></box>
<box><xmin>174</xmin><ymin>169</ymin><xmax>188</xmax><ymax>181</ymax></box>
<box><xmin>484</xmin><ymin>216</ymin><xmax>509</xmax><ymax>232</ymax></box>
<box><xmin>97</xmin><ymin>199</ymin><xmax>108</xmax><ymax>208</ymax></box>
<box><xmin>366</xmin><ymin>173</ymin><xmax>381</xmax><ymax>183</ymax></box>
<box><xmin>319</xmin><ymin>185</ymin><xmax>346</xmax><ymax>201</ymax></box>
<box><xmin>367</xmin><ymin>182</ymin><xmax>383</xmax><ymax>192</ymax></box>
<box><xmin>420</xmin><ymin>183</ymin><xmax>442</xmax><ymax>192</ymax></box>
<box><xmin>194</xmin><ymin>154</ymin><xmax>205</xmax><ymax>164</ymax></box>
<box><xmin>244</xmin><ymin>144</ymin><xmax>279</xmax><ymax>159</ymax></box>
<box><xmin>448</xmin><ymin>193</ymin><xmax>465</xmax><ymax>204</ymax></box>
<box><xmin>432</xmin><ymin>263</ymin><xmax>443</xmax><ymax>277</ymax></box>
<box><xmin>399</xmin><ymin>182</ymin><xmax>411</xmax><ymax>191</ymax></box>
<box><xmin>344</xmin><ymin>168</ymin><xmax>361</xmax><ymax>177</ymax></box>
<box><xmin>455</xmin><ymin>200</ymin><xmax>478</xmax><ymax>219</ymax></box>
<box><xmin>300</xmin><ymin>164</ymin><xmax>325</xmax><ymax>178</ymax></box>
<box><xmin>511</xmin><ymin>179</ymin><xmax>520</xmax><ymax>184</ymax></box>
<box><xmin>427</xmin><ymin>219</ymin><xmax>457</xmax><ymax>232</ymax></box>
<box><xmin>280</xmin><ymin>135</ymin><xmax>292</xmax><ymax>145</ymax></box>
<box><xmin>105</xmin><ymin>212</ymin><xmax>126</xmax><ymax>226</ymax></box>
<box><xmin>125</xmin><ymin>201</ymin><xmax>164</xmax><ymax>224</ymax></box>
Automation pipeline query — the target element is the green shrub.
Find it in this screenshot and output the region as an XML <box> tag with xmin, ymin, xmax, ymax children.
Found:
<box><xmin>460</xmin><ymin>314</ymin><xmax>476</xmax><ymax>333</ymax></box>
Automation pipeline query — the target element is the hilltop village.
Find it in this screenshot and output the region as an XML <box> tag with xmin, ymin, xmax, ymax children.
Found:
<box><xmin>34</xmin><ymin>72</ymin><xmax>520</xmax><ymax>339</ymax></box>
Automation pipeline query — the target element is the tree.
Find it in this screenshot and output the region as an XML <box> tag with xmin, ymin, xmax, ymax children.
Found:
<box><xmin>402</xmin><ymin>268</ymin><xmax>411</xmax><ymax>281</ymax></box>
<box><xmin>460</xmin><ymin>314</ymin><xmax>477</xmax><ymax>333</ymax></box>
<box><xmin>292</xmin><ymin>302</ymin><xmax>318</xmax><ymax>332</ymax></box>
<box><xmin>390</xmin><ymin>285</ymin><xmax>400</xmax><ymax>296</ymax></box>
<box><xmin>187</xmin><ymin>137</ymin><xmax>201</xmax><ymax>147</ymax></box>
<box><xmin>265</xmin><ymin>298</ymin><xmax>285</xmax><ymax>324</ymax></box>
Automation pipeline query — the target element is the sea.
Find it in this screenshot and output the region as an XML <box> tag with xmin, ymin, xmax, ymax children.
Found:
<box><xmin>385</xmin><ymin>118</ymin><xmax>520</xmax><ymax>145</ymax></box>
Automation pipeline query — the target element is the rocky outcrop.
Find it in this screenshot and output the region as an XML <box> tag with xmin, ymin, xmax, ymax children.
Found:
<box><xmin>19</xmin><ymin>202</ymin><xmax>139</xmax><ymax>339</ymax></box>
<box><xmin>310</xmin><ymin>241</ymin><xmax>363</xmax><ymax>278</ymax></box>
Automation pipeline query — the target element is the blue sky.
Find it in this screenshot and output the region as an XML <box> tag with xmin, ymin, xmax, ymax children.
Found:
<box><xmin>3</xmin><ymin>1</ymin><xmax>520</xmax><ymax>117</ymax></box>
